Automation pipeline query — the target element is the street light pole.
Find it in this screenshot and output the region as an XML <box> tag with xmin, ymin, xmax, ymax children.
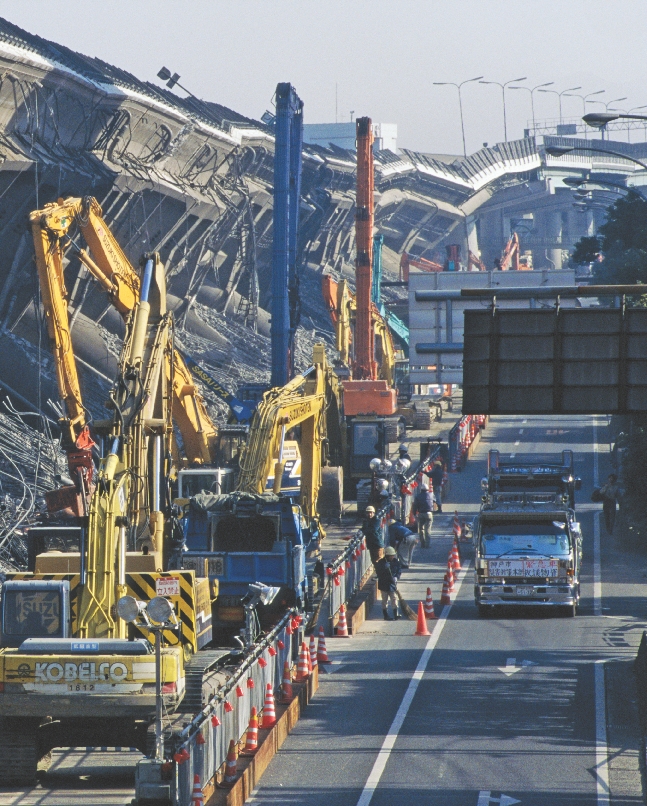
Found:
<box><xmin>509</xmin><ymin>81</ymin><xmax>554</xmax><ymax>138</ymax></box>
<box><xmin>563</xmin><ymin>90</ymin><xmax>605</xmax><ymax>139</ymax></box>
<box><xmin>584</xmin><ymin>97</ymin><xmax>627</xmax><ymax>140</ymax></box>
<box><xmin>538</xmin><ymin>86</ymin><xmax>582</xmax><ymax>125</ymax></box>
<box><xmin>434</xmin><ymin>76</ymin><xmax>483</xmax><ymax>157</ymax></box>
<box><xmin>479</xmin><ymin>77</ymin><xmax>527</xmax><ymax>141</ymax></box>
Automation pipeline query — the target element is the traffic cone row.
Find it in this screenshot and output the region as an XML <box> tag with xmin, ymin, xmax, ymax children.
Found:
<box><xmin>262</xmin><ymin>683</ymin><xmax>276</xmax><ymax>729</ymax></box>
<box><xmin>440</xmin><ymin>575</ymin><xmax>452</xmax><ymax>605</ymax></box>
<box><xmin>242</xmin><ymin>707</ymin><xmax>259</xmax><ymax>755</ymax></box>
<box><xmin>191</xmin><ymin>773</ymin><xmax>203</xmax><ymax>805</ymax></box>
<box><xmin>281</xmin><ymin>660</ymin><xmax>293</xmax><ymax>702</ymax></box>
<box><xmin>317</xmin><ymin>626</ymin><xmax>330</xmax><ymax>663</ymax></box>
<box><xmin>424</xmin><ymin>587</ymin><xmax>437</xmax><ymax>619</ymax></box>
<box><xmin>336</xmin><ymin>604</ymin><xmax>350</xmax><ymax>637</ymax></box>
<box><xmin>309</xmin><ymin>634</ymin><xmax>318</xmax><ymax>670</ymax></box>
<box><xmin>446</xmin><ymin>565</ymin><xmax>455</xmax><ymax>593</ymax></box>
<box><xmin>450</xmin><ymin>542</ymin><xmax>461</xmax><ymax>571</ymax></box>
<box><xmin>219</xmin><ymin>739</ymin><xmax>238</xmax><ymax>788</ymax></box>
<box><xmin>296</xmin><ymin>641</ymin><xmax>310</xmax><ymax>680</ymax></box>
<box><xmin>414</xmin><ymin>601</ymin><xmax>431</xmax><ymax>636</ymax></box>
<box><xmin>453</xmin><ymin>511</ymin><xmax>461</xmax><ymax>540</ymax></box>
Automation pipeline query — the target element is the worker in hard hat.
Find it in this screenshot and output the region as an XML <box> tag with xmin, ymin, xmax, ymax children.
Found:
<box><xmin>376</xmin><ymin>545</ymin><xmax>402</xmax><ymax>620</ymax></box>
<box><xmin>411</xmin><ymin>482</ymin><xmax>435</xmax><ymax>547</ymax></box>
<box><xmin>388</xmin><ymin>517</ymin><xmax>418</xmax><ymax>568</ymax></box>
<box><xmin>425</xmin><ymin>459</ymin><xmax>444</xmax><ymax>513</ymax></box>
<box><xmin>398</xmin><ymin>443</ymin><xmax>412</xmax><ymax>464</ymax></box>
<box><xmin>361</xmin><ymin>505</ymin><xmax>384</xmax><ymax>563</ymax></box>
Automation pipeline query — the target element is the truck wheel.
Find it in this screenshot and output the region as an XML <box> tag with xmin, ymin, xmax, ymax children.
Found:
<box><xmin>0</xmin><ymin>717</ymin><xmax>45</xmax><ymax>785</ymax></box>
<box><xmin>413</xmin><ymin>408</ymin><xmax>432</xmax><ymax>431</ymax></box>
<box><xmin>319</xmin><ymin>466</ymin><xmax>343</xmax><ymax>519</ymax></box>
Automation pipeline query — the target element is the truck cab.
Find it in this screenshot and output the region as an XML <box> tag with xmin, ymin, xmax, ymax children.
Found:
<box><xmin>473</xmin><ymin>492</ymin><xmax>582</xmax><ymax>617</ymax></box>
<box><xmin>485</xmin><ymin>449</ymin><xmax>582</xmax><ymax>509</ymax></box>
<box><xmin>178</xmin><ymin>492</ymin><xmax>308</xmax><ymax>637</ymax></box>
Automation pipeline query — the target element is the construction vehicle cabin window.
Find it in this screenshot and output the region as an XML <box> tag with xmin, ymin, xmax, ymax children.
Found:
<box><xmin>481</xmin><ymin>522</ymin><xmax>571</xmax><ymax>557</ymax></box>
<box><xmin>3</xmin><ymin>589</ymin><xmax>61</xmax><ymax>636</ymax></box>
<box><xmin>354</xmin><ymin>423</ymin><xmax>380</xmax><ymax>455</ymax></box>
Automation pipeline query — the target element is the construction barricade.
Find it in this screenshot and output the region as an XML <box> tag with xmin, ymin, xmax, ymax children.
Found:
<box><xmin>171</xmin><ymin>610</ymin><xmax>296</xmax><ymax>805</ymax></box>
<box><xmin>325</xmin><ymin>528</ymin><xmax>374</xmax><ymax>632</ymax></box>
<box><xmin>448</xmin><ymin>414</ymin><xmax>488</xmax><ymax>472</ymax></box>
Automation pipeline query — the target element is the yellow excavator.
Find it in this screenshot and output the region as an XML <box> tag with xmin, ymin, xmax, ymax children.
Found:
<box><xmin>31</xmin><ymin>196</ymin><xmax>239</xmax><ymax>517</ymax></box>
<box><xmin>0</xmin><ymin>200</ymin><xmax>234</xmax><ymax>785</ymax></box>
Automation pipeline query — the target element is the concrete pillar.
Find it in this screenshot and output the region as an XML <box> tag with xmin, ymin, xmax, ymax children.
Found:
<box><xmin>546</xmin><ymin>209</ymin><xmax>563</xmax><ymax>270</ymax></box>
<box><xmin>465</xmin><ymin>215</ymin><xmax>479</xmax><ymax>262</ymax></box>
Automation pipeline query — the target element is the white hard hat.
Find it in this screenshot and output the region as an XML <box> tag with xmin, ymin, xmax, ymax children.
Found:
<box><xmin>420</xmin><ymin>482</ymin><xmax>429</xmax><ymax>490</ymax></box>
<box><xmin>399</xmin><ymin>443</ymin><xmax>409</xmax><ymax>452</ymax></box>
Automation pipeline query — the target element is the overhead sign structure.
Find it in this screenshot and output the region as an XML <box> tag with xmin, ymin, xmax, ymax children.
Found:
<box><xmin>463</xmin><ymin>306</ymin><xmax>647</xmax><ymax>414</ymax></box>
<box><xmin>408</xmin><ymin>269</ymin><xmax>577</xmax><ymax>386</ymax></box>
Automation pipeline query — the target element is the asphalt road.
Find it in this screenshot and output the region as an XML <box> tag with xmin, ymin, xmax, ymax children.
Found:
<box><xmin>247</xmin><ymin>414</ymin><xmax>645</xmax><ymax>806</ymax></box>
<box><xmin>2</xmin><ymin>414</ymin><xmax>644</xmax><ymax>805</ymax></box>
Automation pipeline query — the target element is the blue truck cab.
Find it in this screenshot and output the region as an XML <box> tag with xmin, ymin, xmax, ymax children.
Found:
<box><xmin>175</xmin><ymin>492</ymin><xmax>308</xmax><ymax>633</ymax></box>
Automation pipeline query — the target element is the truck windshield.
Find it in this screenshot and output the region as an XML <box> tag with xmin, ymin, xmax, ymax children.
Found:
<box><xmin>481</xmin><ymin>522</ymin><xmax>570</xmax><ymax>558</ymax></box>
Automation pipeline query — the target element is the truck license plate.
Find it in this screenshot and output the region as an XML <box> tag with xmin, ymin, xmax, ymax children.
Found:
<box><xmin>516</xmin><ymin>586</ymin><xmax>533</xmax><ymax>596</ymax></box>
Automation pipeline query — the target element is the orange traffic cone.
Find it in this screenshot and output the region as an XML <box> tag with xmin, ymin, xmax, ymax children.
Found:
<box><xmin>281</xmin><ymin>660</ymin><xmax>293</xmax><ymax>702</ymax></box>
<box><xmin>336</xmin><ymin>604</ymin><xmax>350</xmax><ymax>637</ymax></box>
<box><xmin>296</xmin><ymin>642</ymin><xmax>310</xmax><ymax>680</ymax></box>
<box><xmin>446</xmin><ymin>564</ymin><xmax>455</xmax><ymax>593</ymax></box>
<box><xmin>262</xmin><ymin>683</ymin><xmax>276</xmax><ymax>729</ymax></box>
<box><xmin>309</xmin><ymin>634</ymin><xmax>318</xmax><ymax>669</ymax></box>
<box><xmin>191</xmin><ymin>773</ymin><xmax>203</xmax><ymax>806</ymax></box>
<box><xmin>453</xmin><ymin>511</ymin><xmax>461</xmax><ymax>540</ymax></box>
<box><xmin>450</xmin><ymin>542</ymin><xmax>461</xmax><ymax>571</ymax></box>
<box><xmin>440</xmin><ymin>576</ymin><xmax>451</xmax><ymax>606</ymax></box>
<box><xmin>414</xmin><ymin>601</ymin><xmax>431</xmax><ymax>636</ymax></box>
<box><xmin>317</xmin><ymin>626</ymin><xmax>330</xmax><ymax>663</ymax></box>
<box><xmin>424</xmin><ymin>587</ymin><xmax>437</xmax><ymax>619</ymax></box>
<box><xmin>218</xmin><ymin>740</ymin><xmax>238</xmax><ymax>788</ymax></box>
<box><xmin>242</xmin><ymin>707</ymin><xmax>259</xmax><ymax>755</ymax></box>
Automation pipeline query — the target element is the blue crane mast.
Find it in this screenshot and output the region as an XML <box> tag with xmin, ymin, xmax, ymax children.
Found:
<box><xmin>371</xmin><ymin>234</ymin><xmax>409</xmax><ymax>351</ymax></box>
<box><xmin>271</xmin><ymin>83</ymin><xmax>304</xmax><ymax>388</ymax></box>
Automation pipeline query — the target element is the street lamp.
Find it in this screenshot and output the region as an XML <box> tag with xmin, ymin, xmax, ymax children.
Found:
<box><xmin>563</xmin><ymin>90</ymin><xmax>605</xmax><ymax>139</ymax></box>
<box><xmin>584</xmin><ymin>97</ymin><xmax>627</xmax><ymax>139</ymax></box>
<box><xmin>479</xmin><ymin>77</ymin><xmax>527</xmax><ymax>141</ymax></box>
<box><xmin>433</xmin><ymin>76</ymin><xmax>484</xmax><ymax>157</ymax></box>
<box><xmin>509</xmin><ymin>81</ymin><xmax>554</xmax><ymax>137</ymax></box>
<box><xmin>538</xmin><ymin>86</ymin><xmax>582</xmax><ymax>125</ymax></box>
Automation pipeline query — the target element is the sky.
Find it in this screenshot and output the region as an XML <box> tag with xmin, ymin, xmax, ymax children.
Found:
<box><xmin>2</xmin><ymin>1</ymin><xmax>647</xmax><ymax>156</ymax></box>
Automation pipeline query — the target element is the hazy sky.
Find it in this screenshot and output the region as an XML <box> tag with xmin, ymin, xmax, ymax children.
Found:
<box><xmin>2</xmin><ymin>1</ymin><xmax>647</xmax><ymax>155</ymax></box>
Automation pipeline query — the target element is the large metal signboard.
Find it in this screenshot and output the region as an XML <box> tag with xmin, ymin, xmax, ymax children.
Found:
<box><xmin>463</xmin><ymin>307</ymin><xmax>647</xmax><ymax>414</ymax></box>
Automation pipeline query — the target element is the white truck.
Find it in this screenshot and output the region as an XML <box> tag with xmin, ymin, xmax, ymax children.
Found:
<box><xmin>473</xmin><ymin>492</ymin><xmax>582</xmax><ymax>617</ymax></box>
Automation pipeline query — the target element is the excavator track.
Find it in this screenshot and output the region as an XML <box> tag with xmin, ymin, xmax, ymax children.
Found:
<box><xmin>181</xmin><ymin>649</ymin><xmax>232</xmax><ymax>713</ymax></box>
<box><xmin>0</xmin><ymin>717</ymin><xmax>50</xmax><ymax>786</ymax></box>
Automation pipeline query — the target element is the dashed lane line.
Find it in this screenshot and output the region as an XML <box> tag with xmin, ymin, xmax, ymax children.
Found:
<box><xmin>355</xmin><ymin>562</ymin><xmax>471</xmax><ymax>806</ymax></box>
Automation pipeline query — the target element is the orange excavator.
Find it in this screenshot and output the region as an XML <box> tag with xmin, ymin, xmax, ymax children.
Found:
<box><xmin>495</xmin><ymin>232</ymin><xmax>522</xmax><ymax>271</ymax></box>
<box><xmin>399</xmin><ymin>252</ymin><xmax>444</xmax><ymax>282</ymax></box>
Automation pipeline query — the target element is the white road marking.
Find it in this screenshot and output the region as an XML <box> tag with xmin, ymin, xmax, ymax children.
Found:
<box><xmin>477</xmin><ymin>793</ymin><xmax>521</xmax><ymax>806</ymax></box>
<box><xmin>514</xmin><ymin>440</ymin><xmax>520</xmax><ymax>446</ymax></box>
<box><xmin>498</xmin><ymin>657</ymin><xmax>521</xmax><ymax>676</ymax></box>
<box><xmin>355</xmin><ymin>563</ymin><xmax>471</xmax><ymax>806</ymax></box>
<box><xmin>518</xmin><ymin>429</ymin><xmax>524</xmax><ymax>434</ymax></box>
<box><xmin>592</xmin><ymin>419</ymin><xmax>610</xmax><ymax>806</ymax></box>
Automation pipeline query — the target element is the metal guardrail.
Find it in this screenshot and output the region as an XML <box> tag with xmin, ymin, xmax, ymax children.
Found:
<box><xmin>171</xmin><ymin>609</ymin><xmax>298</xmax><ymax>805</ymax></box>
<box><xmin>325</xmin><ymin>531</ymin><xmax>373</xmax><ymax>627</ymax></box>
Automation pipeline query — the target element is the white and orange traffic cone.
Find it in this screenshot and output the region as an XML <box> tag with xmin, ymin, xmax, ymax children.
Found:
<box><xmin>453</xmin><ymin>511</ymin><xmax>461</xmax><ymax>540</ymax></box>
<box><xmin>317</xmin><ymin>626</ymin><xmax>330</xmax><ymax>664</ymax></box>
<box><xmin>309</xmin><ymin>634</ymin><xmax>318</xmax><ymax>670</ymax></box>
<box><xmin>440</xmin><ymin>576</ymin><xmax>451</xmax><ymax>606</ymax></box>
<box><xmin>218</xmin><ymin>740</ymin><xmax>238</xmax><ymax>788</ymax></box>
<box><xmin>281</xmin><ymin>660</ymin><xmax>293</xmax><ymax>702</ymax></box>
<box><xmin>336</xmin><ymin>604</ymin><xmax>350</xmax><ymax>637</ymax></box>
<box><xmin>414</xmin><ymin>601</ymin><xmax>431</xmax><ymax>636</ymax></box>
<box><xmin>296</xmin><ymin>642</ymin><xmax>310</xmax><ymax>681</ymax></box>
<box><xmin>424</xmin><ymin>587</ymin><xmax>437</xmax><ymax>620</ymax></box>
<box><xmin>446</xmin><ymin>565</ymin><xmax>455</xmax><ymax>593</ymax></box>
<box><xmin>262</xmin><ymin>683</ymin><xmax>276</xmax><ymax>729</ymax></box>
<box><xmin>242</xmin><ymin>707</ymin><xmax>259</xmax><ymax>756</ymax></box>
<box><xmin>450</xmin><ymin>542</ymin><xmax>461</xmax><ymax>571</ymax></box>
<box><xmin>191</xmin><ymin>773</ymin><xmax>204</xmax><ymax>806</ymax></box>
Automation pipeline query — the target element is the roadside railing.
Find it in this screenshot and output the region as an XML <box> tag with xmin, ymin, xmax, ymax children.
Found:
<box><xmin>171</xmin><ymin>609</ymin><xmax>298</xmax><ymax>805</ymax></box>
<box><xmin>448</xmin><ymin>415</ymin><xmax>487</xmax><ymax>471</ymax></box>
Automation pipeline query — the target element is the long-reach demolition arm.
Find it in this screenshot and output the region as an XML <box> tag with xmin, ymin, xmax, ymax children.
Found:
<box><xmin>497</xmin><ymin>232</ymin><xmax>521</xmax><ymax>271</ymax></box>
<box><xmin>30</xmin><ymin>197</ymin><xmax>227</xmax><ymax>502</ymax></box>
